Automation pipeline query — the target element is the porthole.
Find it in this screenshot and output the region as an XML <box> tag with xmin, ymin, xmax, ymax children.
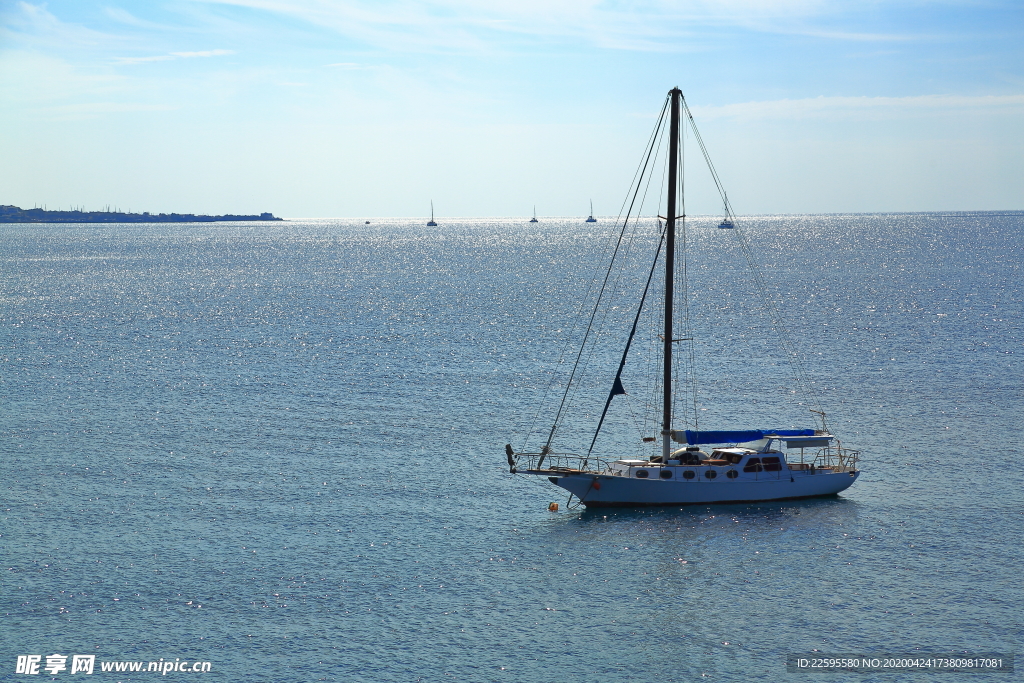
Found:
<box><xmin>705</xmin><ymin>470</ymin><xmax>717</xmax><ymax>480</ymax></box>
<box><xmin>635</xmin><ymin>469</ymin><xmax>649</xmax><ymax>478</ymax></box>
<box><xmin>683</xmin><ymin>470</ymin><xmax>696</xmax><ymax>480</ymax></box>
<box><xmin>726</xmin><ymin>469</ymin><xmax>739</xmax><ymax>479</ymax></box>
<box><xmin>659</xmin><ymin>469</ymin><xmax>673</xmax><ymax>479</ymax></box>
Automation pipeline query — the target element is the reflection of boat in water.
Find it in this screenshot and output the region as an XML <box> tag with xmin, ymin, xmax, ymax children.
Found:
<box><xmin>585</xmin><ymin>200</ymin><xmax>597</xmax><ymax>223</ymax></box>
<box><xmin>427</xmin><ymin>201</ymin><xmax>438</xmax><ymax>227</ymax></box>
<box><xmin>506</xmin><ymin>88</ymin><xmax>860</xmax><ymax>507</ymax></box>
<box><xmin>530</xmin><ymin>206</ymin><xmax>538</xmax><ymax>223</ymax></box>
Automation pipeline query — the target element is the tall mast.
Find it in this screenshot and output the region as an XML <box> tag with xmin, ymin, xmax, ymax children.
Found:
<box><xmin>662</xmin><ymin>88</ymin><xmax>681</xmax><ymax>460</ymax></box>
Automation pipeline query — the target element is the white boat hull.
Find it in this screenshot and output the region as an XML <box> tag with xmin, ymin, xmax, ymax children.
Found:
<box><xmin>547</xmin><ymin>469</ymin><xmax>859</xmax><ymax>507</ymax></box>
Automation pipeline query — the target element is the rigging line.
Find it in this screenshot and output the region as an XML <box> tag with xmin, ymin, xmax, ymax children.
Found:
<box><xmin>590</xmin><ymin>94</ymin><xmax>672</xmax><ymax>337</ymax></box>
<box><xmin>732</xmin><ymin>223</ymin><xmax>825</xmax><ymax>414</ymax></box>
<box><xmin>680</xmin><ymin>97</ymin><xmax>732</xmax><ymax>223</ymax></box>
<box><xmin>567</xmin><ymin>99</ymin><xmax>672</xmax><ymax>419</ymax></box>
<box><xmin>571</xmin><ymin>189</ymin><xmax>653</xmax><ymax>403</ymax></box>
<box><xmin>648</xmin><ymin>142</ymin><xmax>671</xmax><ymax>439</ymax></box>
<box><xmin>577</xmin><ymin>96</ymin><xmax>670</xmax><ymax>362</ymax></box>
<box><xmin>523</xmin><ymin>241</ymin><xmax>610</xmax><ymax>444</ymax></box>
<box><xmin>520</xmin><ymin>212</ymin><xmax>633</xmax><ymax>453</ymax></box>
<box><xmin>557</xmin><ymin>211</ymin><xmax>648</xmax><ymax>441</ymax></box>
<box><xmin>542</xmin><ymin>100</ymin><xmax>671</xmax><ymax>455</ymax></box>
<box><xmin>636</xmin><ymin>133</ymin><xmax>672</xmax><ymax>443</ymax></box>
<box><xmin>541</xmin><ymin>209</ymin><xmax>640</xmax><ymax>456</ymax></box>
<box><xmin>606</xmin><ymin>171</ymin><xmax>669</xmax><ymax>448</ymax></box>
<box><xmin>571</xmin><ymin>91</ymin><xmax>671</xmax><ymax>385</ymax></box>
<box><xmin>579</xmin><ymin>105</ymin><xmax>671</xmax><ymax>455</ymax></box>
<box><xmin>674</xmin><ymin>109</ymin><xmax>699</xmax><ymax>430</ymax></box>
<box><xmin>626</xmin><ymin>156</ymin><xmax>670</xmax><ymax>444</ymax></box>
<box><xmin>690</xmin><ymin>104</ymin><xmax>818</xmax><ymax>409</ymax></box>
<box><xmin>681</xmin><ymin>97</ymin><xmax>824</xmax><ymax>415</ymax></box>
<box><xmin>667</xmin><ymin>118</ymin><xmax>688</xmax><ymax>430</ymax></box>
<box><xmin>523</xmin><ymin>109</ymin><xmax>673</xmax><ymax>453</ymax></box>
<box><xmin>612</xmin><ymin>95</ymin><xmax>672</xmax><ymax>233</ymax></box>
<box><xmin>587</xmin><ymin>221</ymin><xmax>667</xmax><ymax>455</ymax></box>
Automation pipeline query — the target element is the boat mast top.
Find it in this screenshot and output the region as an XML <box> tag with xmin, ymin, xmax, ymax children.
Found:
<box><xmin>662</xmin><ymin>87</ymin><xmax>682</xmax><ymax>460</ymax></box>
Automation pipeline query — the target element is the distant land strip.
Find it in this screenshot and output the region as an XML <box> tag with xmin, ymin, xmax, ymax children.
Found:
<box><xmin>1</xmin><ymin>205</ymin><xmax>283</xmax><ymax>223</ymax></box>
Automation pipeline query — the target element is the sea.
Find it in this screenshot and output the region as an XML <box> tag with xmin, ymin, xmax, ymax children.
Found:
<box><xmin>1</xmin><ymin>213</ymin><xmax>1021</xmax><ymax>682</ymax></box>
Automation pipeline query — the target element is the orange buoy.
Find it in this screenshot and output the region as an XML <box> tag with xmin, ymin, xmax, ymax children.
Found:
<box><xmin>548</xmin><ymin>502</ymin><xmax>559</xmax><ymax>511</ymax></box>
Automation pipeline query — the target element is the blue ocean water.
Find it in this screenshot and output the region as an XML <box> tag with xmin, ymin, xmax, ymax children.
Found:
<box><xmin>1</xmin><ymin>214</ymin><xmax>1021</xmax><ymax>682</ymax></box>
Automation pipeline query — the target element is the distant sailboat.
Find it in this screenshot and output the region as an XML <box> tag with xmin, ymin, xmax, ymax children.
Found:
<box><xmin>530</xmin><ymin>206</ymin><xmax>539</xmax><ymax>223</ymax></box>
<box><xmin>585</xmin><ymin>200</ymin><xmax>597</xmax><ymax>223</ymax></box>
<box><xmin>718</xmin><ymin>200</ymin><xmax>734</xmax><ymax>228</ymax></box>
<box><xmin>427</xmin><ymin>201</ymin><xmax>438</xmax><ymax>227</ymax></box>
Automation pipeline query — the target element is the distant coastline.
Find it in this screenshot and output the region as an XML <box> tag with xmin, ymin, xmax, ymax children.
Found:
<box><xmin>0</xmin><ymin>205</ymin><xmax>283</xmax><ymax>223</ymax></box>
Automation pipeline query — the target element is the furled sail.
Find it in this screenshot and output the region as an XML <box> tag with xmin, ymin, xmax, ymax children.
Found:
<box><xmin>680</xmin><ymin>429</ymin><xmax>815</xmax><ymax>445</ymax></box>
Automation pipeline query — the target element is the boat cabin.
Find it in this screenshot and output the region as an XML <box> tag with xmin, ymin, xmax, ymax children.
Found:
<box><xmin>604</xmin><ymin>434</ymin><xmax>836</xmax><ymax>480</ymax></box>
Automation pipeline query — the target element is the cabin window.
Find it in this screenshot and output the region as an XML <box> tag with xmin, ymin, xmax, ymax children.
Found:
<box><xmin>762</xmin><ymin>456</ymin><xmax>782</xmax><ymax>472</ymax></box>
<box><xmin>726</xmin><ymin>469</ymin><xmax>739</xmax><ymax>479</ymax></box>
<box><xmin>743</xmin><ymin>458</ymin><xmax>763</xmax><ymax>473</ymax></box>
<box><xmin>726</xmin><ymin>453</ymin><xmax>744</xmax><ymax>464</ymax></box>
<box><xmin>659</xmin><ymin>470</ymin><xmax>673</xmax><ymax>479</ymax></box>
<box><xmin>705</xmin><ymin>470</ymin><xmax>717</xmax><ymax>479</ymax></box>
<box><xmin>683</xmin><ymin>470</ymin><xmax>696</xmax><ymax>480</ymax></box>
<box><xmin>635</xmin><ymin>469</ymin><xmax>649</xmax><ymax>478</ymax></box>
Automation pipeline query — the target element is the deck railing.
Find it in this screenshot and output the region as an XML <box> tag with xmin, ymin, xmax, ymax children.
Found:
<box><xmin>514</xmin><ymin>446</ymin><xmax>859</xmax><ymax>474</ymax></box>
<box><xmin>514</xmin><ymin>453</ymin><xmax>611</xmax><ymax>474</ymax></box>
<box><xmin>805</xmin><ymin>445</ymin><xmax>860</xmax><ymax>472</ymax></box>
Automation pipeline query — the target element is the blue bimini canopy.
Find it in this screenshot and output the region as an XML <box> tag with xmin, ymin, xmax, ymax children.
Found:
<box><xmin>683</xmin><ymin>429</ymin><xmax>815</xmax><ymax>445</ymax></box>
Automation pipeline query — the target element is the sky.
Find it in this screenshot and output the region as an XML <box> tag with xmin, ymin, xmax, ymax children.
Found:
<box><xmin>1</xmin><ymin>0</ymin><xmax>1022</xmax><ymax>218</ymax></box>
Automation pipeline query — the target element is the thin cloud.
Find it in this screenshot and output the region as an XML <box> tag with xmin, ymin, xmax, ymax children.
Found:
<box><xmin>693</xmin><ymin>94</ymin><xmax>1024</xmax><ymax>121</ymax></box>
<box><xmin>788</xmin><ymin>28</ymin><xmax>920</xmax><ymax>42</ymax></box>
<box><xmin>171</xmin><ymin>49</ymin><xmax>235</xmax><ymax>58</ymax></box>
<box><xmin>114</xmin><ymin>49</ymin><xmax>234</xmax><ymax>64</ymax></box>
<box><xmin>4</xmin><ymin>1</ymin><xmax>127</xmax><ymax>49</ymax></box>
<box><xmin>115</xmin><ymin>55</ymin><xmax>175</xmax><ymax>64</ymax></box>
<box><xmin>53</xmin><ymin>101</ymin><xmax>178</xmax><ymax>113</ymax></box>
<box><xmin>187</xmin><ymin>0</ymin><xmax>938</xmax><ymax>53</ymax></box>
<box><xmin>178</xmin><ymin>0</ymin><xmax>626</xmax><ymax>54</ymax></box>
<box><xmin>102</xmin><ymin>6</ymin><xmax>176</xmax><ymax>31</ymax></box>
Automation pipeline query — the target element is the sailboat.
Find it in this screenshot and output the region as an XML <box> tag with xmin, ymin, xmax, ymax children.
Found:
<box><xmin>427</xmin><ymin>201</ymin><xmax>438</xmax><ymax>227</ymax></box>
<box><xmin>505</xmin><ymin>88</ymin><xmax>860</xmax><ymax>507</ymax></box>
<box><xmin>718</xmin><ymin>203</ymin><xmax>734</xmax><ymax>229</ymax></box>
<box><xmin>530</xmin><ymin>206</ymin><xmax>539</xmax><ymax>223</ymax></box>
<box><xmin>585</xmin><ymin>200</ymin><xmax>597</xmax><ymax>223</ymax></box>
